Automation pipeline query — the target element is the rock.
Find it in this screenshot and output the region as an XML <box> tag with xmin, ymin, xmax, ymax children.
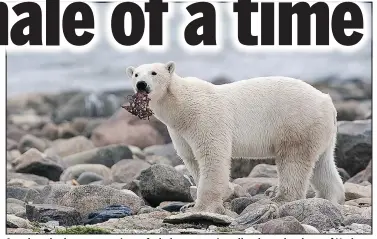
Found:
<box><xmin>234</xmin><ymin>201</ymin><xmax>277</xmax><ymax>228</ymax></box>
<box><xmin>7</xmin><ymin>186</ymin><xmax>40</xmax><ymax>203</ymax></box>
<box><xmin>231</xmin><ymin>158</ymin><xmax>275</xmax><ymax>179</ymax></box>
<box><xmin>138</xmin><ymin>206</ymin><xmax>165</xmax><ymax>214</ymax></box>
<box><xmin>44</xmin><ymin>136</ymin><xmax>95</xmax><ymax>158</ymax></box>
<box><xmin>244</xmin><ymin>226</ymin><xmax>261</xmax><ymax>233</ymax></box>
<box><xmin>71</xmin><ymin>117</ymin><xmax>90</xmax><ymax>133</ymax></box>
<box><xmin>35</xmin><ymin>184</ymin><xmax>73</xmax><ymax>204</ymax></box>
<box><xmin>143</xmin><ymin>143</ymin><xmax>183</xmax><ymax>166</ymax></box>
<box><xmin>145</xmin><ymin>155</ymin><xmax>174</xmax><ymax>166</ymax></box>
<box><xmin>60</xmin><ymin>185</ymin><xmax>144</xmax><ymax>218</ymax></box>
<box><xmin>335</xmin><ymin>120</ymin><xmax>371</xmax><ymax>176</ymax></box>
<box><xmin>60</xmin><ymin>164</ymin><xmax>112</xmax><ymax>182</ymax></box>
<box><xmin>7</xmin><ymin>201</ymin><xmax>26</xmax><ymax>215</ymax></box>
<box><xmin>91</xmin><ymin>109</ymin><xmax>164</xmax><ymax>149</ymax></box>
<box><xmin>52</xmin><ymin>92</ymin><xmax>119</xmax><ymax>123</ymax></box>
<box><xmin>139</xmin><ymin>164</ymin><xmax>193</xmax><ymax>207</ymax></box>
<box><xmin>337</xmin><ymin>168</ymin><xmax>350</xmax><ymax>182</ymax></box>
<box><xmin>158</xmin><ymin>201</ymin><xmax>188</xmax><ymax>212</ymax></box>
<box><xmin>18</xmin><ymin>134</ymin><xmax>49</xmax><ymax>154</ymax></box>
<box><xmin>41</xmin><ymin>123</ymin><xmax>59</xmax><ymax>140</ymax></box>
<box><xmin>93</xmin><ymin>210</ymin><xmax>171</xmax><ymax>231</ymax></box>
<box><xmin>8</xmin><ymin>149</ymin><xmax>21</xmax><ymax>162</ymax></box>
<box><xmin>248</xmin><ymin>164</ymin><xmax>277</xmax><ymax>178</ymax></box>
<box><xmin>7</xmin><ymin>172</ymin><xmax>49</xmax><ymax>185</ymax></box>
<box><xmin>231</xmin><ymin>196</ymin><xmax>267</xmax><ymax>214</ymax></box>
<box><xmin>163</xmin><ymin>212</ymin><xmax>234</xmax><ymax>226</ymax></box>
<box><xmin>279</xmin><ymin>198</ymin><xmax>343</xmax><ymax>231</ymax></box>
<box><xmin>7</xmin><ymin>214</ymin><xmax>32</xmax><ymax>229</ymax></box>
<box><xmin>82</xmin><ymin>118</ymin><xmax>107</xmax><ymax>138</ymax></box>
<box><xmin>77</xmin><ymin>172</ymin><xmax>104</xmax><ymax>185</ymax></box>
<box><xmin>344</xmin><ymin>197</ymin><xmax>371</xmax><ymax>207</ymax></box>
<box><xmin>344</xmin><ymin>215</ymin><xmax>371</xmax><ymax>226</ymax></box>
<box><xmin>7</xmin><ymin>178</ymin><xmax>38</xmax><ymax>188</ymax></box>
<box><xmin>233</xmin><ymin>177</ymin><xmax>278</xmax><ymax>196</ymax></box>
<box><xmin>124</xmin><ymin>180</ymin><xmax>142</xmax><ymax>197</ymax></box>
<box><xmin>12</xmin><ymin>148</ymin><xmax>63</xmax><ymax>181</ymax></box>
<box><xmin>84</xmin><ymin>205</ymin><xmax>132</xmax><ymax>225</ymax></box>
<box><xmin>344</xmin><ymin>182</ymin><xmax>371</xmax><ymax>200</ymax></box>
<box><xmin>7</xmin><ymin>124</ymin><xmax>28</xmax><ymax>142</ymax></box>
<box><xmin>258</xmin><ymin>216</ymin><xmax>306</xmax><ymax>234</ymax></box>
<box><xmin>7</xmin><ymin>138</ymin><xmax>18</xmax><ymax>150</ymax></box>
<box><xmin>347</xmin><ymin>160</ymin><xmax>371</xmax><ymax>184</ymax></box>
<box><xmin>324</xmin><ymin>223</ymin><xmax>371</xmax><ymax>234</ymax></box>
<box><xmin>57</xmin><ymin>123</ymin><xmax>80</xmax><ymax>139</ymax></box>
<box><xmin>61</xmin><ymin>144</ymin><xmax>133</xmax><ymax>168</ymax></box>
<box><xmin>9</xmin><ymin>113</ymin><xmax>49</xmax><ymax>130</ymax></box>
<box><xmin>26</xmin><ymin>204</ymin><xmax>82</xmax><ymax>226</ymax></box>
<box><xmin>301</xmin><ymin>224</ymin><xmax>320</xmax><ymax>233</ymax></box>
<box><xmin>111</xmin><ymin>159</ymin><xmax>150</xmax><ymax>184</ymax></box>
<box><xmin>7</xmin><ymin>228</ymin><xmax>35</xmax><ymax>234</ymax></box>
<box><xmin>335</xmin><ymin>100</ymin><xmax>371</xmax><ymax>121</ymax></box>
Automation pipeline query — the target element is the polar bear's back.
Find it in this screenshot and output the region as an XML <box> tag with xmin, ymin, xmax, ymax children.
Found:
<box><xmin>215</xmin><ymin>76</ymin><xmax>336</xmax><ymax>158</ymax></box>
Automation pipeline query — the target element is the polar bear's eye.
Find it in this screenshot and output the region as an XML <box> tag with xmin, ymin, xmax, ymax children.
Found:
<box><xmin>151</xmin><ymin>71</ymin><xmax>157</xmax><ymax>76</ymax></box>
<box><xmin>135</xmin><ymin>73</ymin><xmax>138</xmax><ymax>77</ymax></box>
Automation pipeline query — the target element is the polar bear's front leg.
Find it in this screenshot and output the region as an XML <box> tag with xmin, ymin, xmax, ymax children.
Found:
<box><xmin>192</xmin><ymin>144</ymin><xmax>232</xmax><ymax>215</ymax></box>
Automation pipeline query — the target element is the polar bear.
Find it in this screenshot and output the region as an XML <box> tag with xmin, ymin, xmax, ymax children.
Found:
<box><xmin>126</xmin><ymin>61</ymin><xmax>345</xmax><ymax>215</ymax></box>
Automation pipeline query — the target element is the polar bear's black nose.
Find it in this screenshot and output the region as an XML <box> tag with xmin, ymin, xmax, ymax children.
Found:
<box><xmin>136</xmin><ymin>81</ymin><xmax>148</xmax><ymax>92</ymax></box>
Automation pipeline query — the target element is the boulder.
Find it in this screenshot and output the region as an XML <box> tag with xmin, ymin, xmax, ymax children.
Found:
<box><xmin>111</xmin><ymin>159</ymin><xmax>150</xmax><ymax>184</ymax></box>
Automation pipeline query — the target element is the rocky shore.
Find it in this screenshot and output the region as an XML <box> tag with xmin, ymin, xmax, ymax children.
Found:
<box><xmin>6</xmin><ymin>77</ymin><xmax>372</xmax><ymax>234</ymax></box>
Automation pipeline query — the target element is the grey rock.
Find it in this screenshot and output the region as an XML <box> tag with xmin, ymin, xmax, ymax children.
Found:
<box><xmin>143</xmin><ymin>143</ymin><xmax>183</xmax><ymax>167</ymax></box>
<box><xmin>324</xmin><ymin>223</ymin><xmax>371</xmax><ymax>234</ymax></box>
<box><xmin>301</xmin><ymin>224</ymin><xmax>320</xmax><ymax>233</ymax></box>
<box><xmin>335</xmin><ymin>120</ymin><xmax>371</xmax><ymax>176</ymax></box>
<box><xmin>258</xmin><ymin>216</ymin><xmax>306</xmax><ymax>234</ymax></box>
<box><xmin>61</xmin><ymin>144</ymin><xmax>133</xmax><ymax>168</ymax></box>
<box><xmin>137</xmin><ymin>206</ymin><xmax>165</xmax><ymax>214</ymax></box>
<box><xmin>7</xmin><ymin>214</ymin><xmax>32</xmax><ymax>229</ymax></box>
<box><xmin>7</xmin><ymin>172</ymin><xmax>49</xmax><ymax>185</ymax></box>
<box><xmin>174</xmin><ymin>164</ymin><xmax>190</xmax><ymax>176</ymax></box>
<box><xmin>163</xmin><ymin>212</ymin><xmax>234</xmax><ymax>226</ymax></box>
<box><xmin>231</xmin><ymin>196</ymin><xmax>268</xmax><ymax>214</ymax></box>
<box><xmin>344</xmin><ymin>215</ymin><xmax>371</xmax><ymax>226</ymax></box>
<box><xmin>111</xmin><ymin>159</ymin><xmax>150</xmax><ymax>184</ymax></box>
<box><xmin>337</xmin><ymin>168</ymin><xmax>351</xmax><ymax>182</ymax></box>
<box><xmin>233</xmin><ymin>177</ymin><xmax>278</xmax><ymax>196</ymax></box>
<box><xmin>344</xmin><ymin>197</ymin><xmax>371</xmax><ymax>207</ymax></box>
<box><xmin>231</xmin><ymin>158</ymin><xmax>275</xmax><ymax>179</ymax></box>
<box><xmin>60</xmin><ymin>185</ymin><xmax>144</xmax><ymax>218</ymax></box>
<box><xmin>279</xmin><ymin>198</ymin><xmax>343</xmax><ymax>231</ymax></box>
<box><xmin>139</xmin><ymin>164</ymin><xmax>193</xmax><ymax>207</ymax></box>
<box><xmin>12</xmin><ymin>148</ymin><xmax>63</xmax><ymax>181</ymax></box>
<box><xmin>344</xmin><ymin>182</ymin><xmax>371</xmax><ymax>200</ymax></box>
<box><xmin>60</xmin><ymin>164</ymin><xmax>111</xmax><ymax>182</ymax></box>
<box><xmin>44</xmin><ymin>136</ymin><xmax>95</xmax><ymax>158</ymax></box>
<box><xmin>347</xmin><ymin>160</ymin><xmax>371</xmax><ymax>184</ymax></box>
<box><xmin>18</xmin><ymin>134</ymin><xmax>49</xmax><ymax>154</ymax></box>
<box><xmin>248</xmin><ymin>164</ymin><xmax>277</xmax><ymax>178</ymax></box>
<box><xmin>233</xmin><ymin>201</ymin><xmax>278</xmax><ymax>228</ymax></box>
<box><xmin>7</xmin><ymin>138</ymin><xmax>18</xmax><ymax>150</ymax></box>
<box><xmin>35</xmin><ymin>184</ymin><xmax>73</xmax><ymax>204</ymax></box>
<box><xmin>7</xmin><ymin>202</ymin><xmax>26</xmax><ymax>215</ymax></box>
<box><xmin>7</xmin><ymin>178</ymin><xmax>39</xmax><ymax>188</ymax></box>
<box><xmin>26</xmin><ymin>204</ymin><xmax>81</xmax><ymax>226</ymax></box>
<box><xmin>7</xmin><ymin>186</ymin><xmax>40</xmax><ymax>203</ymax></box>
<box><xmin>77</xmin><ymin>172</ymin><xmax>104</xmax><ymax>185</ymax></box>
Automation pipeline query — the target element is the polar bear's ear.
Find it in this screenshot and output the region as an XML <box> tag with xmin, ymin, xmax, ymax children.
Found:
<box><xmin>165</xmin><ymin>61</ymin><xmax>175</xmax><ymax>74</ymax></box>
<box><xmin>126</xmin><ymin>66</ymin><xmax>135</xmax><ymax>79</ymax></box>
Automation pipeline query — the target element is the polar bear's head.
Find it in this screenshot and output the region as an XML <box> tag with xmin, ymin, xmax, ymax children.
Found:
<box><xmin>126</xmin><ymin>62</ymin><xmax>176</xmax><ymax>101</ymax></box>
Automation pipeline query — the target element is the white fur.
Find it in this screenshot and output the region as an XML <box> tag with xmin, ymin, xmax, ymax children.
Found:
<box><xmin>126</xmin><ymin>62</ymin><xmax>345</xmax><ymax>214</ymax></box>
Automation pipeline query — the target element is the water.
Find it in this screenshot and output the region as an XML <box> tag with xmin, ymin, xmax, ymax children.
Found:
<box><xmin>6</xmin><ymin>2</ymin><xmax>372</xmax><ymax>97</ymax></box>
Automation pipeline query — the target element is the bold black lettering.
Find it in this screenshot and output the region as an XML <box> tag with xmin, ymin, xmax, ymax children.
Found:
<box><xmin>0</xmin><ymin>2</ymin><xmax>8</xmax><ymax>45</ymax></box>
<box><xmin>11</xmin><ymin>2</ymin><xmax>42</xmax><ymax>46</ymax></box>
<box><xmin>46</xmin><ymin>0</ymin><xmax>60</xmax><ymax>45</ymax></box>
<box><xmin>145</xmin><ymin>0</ymin><xmax>168</xmax><ymax>45</ymax></box>
<box><xmin>184</xmin><ymin>2</ymin><xmax>217</xmax><ymax>46</ymax></box>
<box><xmin>111</xmin><ymin>2</ymin><xmax>145</xmax><ymax>46</ymax></box>
<box><xmin>332</xmin><ymin>2</ymin><xmax>364</xmax><ymax>46</ymax></box>
<box><xmin>279</xmin><ymin>2</ymin><xmax>329</xmax><ymax>45</ymax></box>
<box><xmin>233</xmin><ymin>0</ymin><xmax>258</xmax><ymax>45</ymax></box>
<box><xmin>62</xmin><ymin>2</ymin><xmax>94</xmax><ymax>46</ymax></box>
<box><xmin>261</xmin><ymin>2</ymin><xmax>274</xmax><ymax>45</ymax></box>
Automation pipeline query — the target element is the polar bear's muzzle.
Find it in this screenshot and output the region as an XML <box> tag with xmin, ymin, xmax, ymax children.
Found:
<box><xmin>136</xmin><ymin>81</ymin><xmax>150</xmax><ymax>94</ymax></box>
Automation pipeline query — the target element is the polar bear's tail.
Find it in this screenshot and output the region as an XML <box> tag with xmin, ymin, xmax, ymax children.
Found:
<box><xmin>310</xmin><ymin>131</ymin><xmax>345</xmax><ymax>205</ymax></box>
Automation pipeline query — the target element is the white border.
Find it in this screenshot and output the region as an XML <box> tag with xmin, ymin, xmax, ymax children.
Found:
<box><xmin>1</xmin><ymin>0</ymin><xmax>375</xmax><ymax>238</ymax></box>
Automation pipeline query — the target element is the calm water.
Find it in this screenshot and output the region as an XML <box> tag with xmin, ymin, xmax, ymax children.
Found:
<box><xmin>6</xmin><ymin>2</ymin><xmax>372</xmax><ymax>97</ymax></box>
